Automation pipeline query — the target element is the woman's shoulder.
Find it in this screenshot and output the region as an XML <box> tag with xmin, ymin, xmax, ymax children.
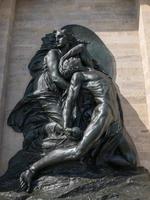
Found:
<box><xmin>45</xmin><ymin>49</ymin><xmax>62</xmax><ymax>60</ymax></box>
<box><xmin>47</xmin><ymin>48</ymin><xmax>60</xmax><ymax>56</ymax></box>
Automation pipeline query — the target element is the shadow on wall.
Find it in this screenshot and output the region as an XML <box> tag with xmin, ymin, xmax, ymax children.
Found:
<box><xmin>107</xmin><ymin>42</ymin><xmax>150</xmax><ymax>167</ymax></box>
<box><xmin>119</xmin><ymin>93</ymin><xmax>150</xmax><ymax>166</ymax></box>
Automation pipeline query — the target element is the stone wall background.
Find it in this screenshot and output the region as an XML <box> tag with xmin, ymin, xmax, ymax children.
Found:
<box><xmin>0</xmin><ymin>0</ymin><xmax>150</xmax><ymax>175</ymax></box>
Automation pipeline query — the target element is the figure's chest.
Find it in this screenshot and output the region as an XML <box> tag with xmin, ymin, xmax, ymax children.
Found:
<box><xmin>83</xmin><ymin>79</ymin><xmax>109</xmax><ymax>96</ymax></box>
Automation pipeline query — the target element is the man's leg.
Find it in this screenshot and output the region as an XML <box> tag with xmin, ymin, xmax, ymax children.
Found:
<box><xmin>20</xmin><ymin>104</ymin><xmax>113</xmax><ymax>191</ymax></box>
<box><xmin>32</xmin><ymin>104</ymin><xmax>113</xmax><ymax>172</ymax></box>
<box><xmin>114</xmin><ymin>132</ymin><xmax>137</xmax><ymax>168</ymax></box>
<box><xmin>99</xmin><ymin>128</ymin><xmax>137</xmax><ymax>168</ymax></box>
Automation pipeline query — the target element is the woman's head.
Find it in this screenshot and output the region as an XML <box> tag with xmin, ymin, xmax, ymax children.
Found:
<box><xmin>41</xmin><ymin>28</ymin><xmax>87</xmax><ymax>51</ymax></box>
<box><xmin>55</xmin><ymin>30</ymin><xmax>68</xmax><ymax>48</ymax></box>
<box><xmin>55</xmin><ymin>29</ymin><xmax>86</xmax><ymax>49</ymax></box>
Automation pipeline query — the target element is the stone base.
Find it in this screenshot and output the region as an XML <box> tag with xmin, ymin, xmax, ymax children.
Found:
<box><xmin>0</xmin><ymin>150</ymin><xmax>150</xmax><ymax>200</ymax></box>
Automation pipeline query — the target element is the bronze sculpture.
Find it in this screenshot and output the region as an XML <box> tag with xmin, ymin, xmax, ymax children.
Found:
<box><xmin>7</xmin><ymin>25</ymin><xmax>137</xmax><ymax>193</ymax></box>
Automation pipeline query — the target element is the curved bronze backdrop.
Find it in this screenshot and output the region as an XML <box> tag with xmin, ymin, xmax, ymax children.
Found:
<box><xmin>62</xmin><ymin>24</ymin><xmax>116</xmax><ymax>79</ymax></box>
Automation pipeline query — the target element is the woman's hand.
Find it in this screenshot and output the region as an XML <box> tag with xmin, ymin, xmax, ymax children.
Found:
<box><xmin>59</xmin><ymin>52</ymin><xmax>69</xmax><ymax>66</ymax></box>
<box><xmin>59</xmin><ymin>57</ymin><xmax>64</xmax><ymax>68</ymax></box>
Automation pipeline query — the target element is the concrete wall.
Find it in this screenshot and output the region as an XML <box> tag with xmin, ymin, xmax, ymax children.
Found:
<box><xmin>0</xmin><ymin>0</ymin><xmax>150</xmax><ymax>174</ymax></box>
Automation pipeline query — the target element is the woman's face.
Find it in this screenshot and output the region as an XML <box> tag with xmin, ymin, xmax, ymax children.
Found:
<box><xmin>55</xmin><ymin>31</ymin><xmax>68</xmax><ymax>48</ymax></box>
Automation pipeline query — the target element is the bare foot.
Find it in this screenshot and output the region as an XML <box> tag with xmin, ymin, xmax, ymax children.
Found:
<box><xmin>20</xmin><ymin>168</ymin><xmax>34</xmax><ymax>192</ymax></box>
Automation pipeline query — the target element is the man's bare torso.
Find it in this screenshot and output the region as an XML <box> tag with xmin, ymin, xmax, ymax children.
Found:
<box><xmin>80</xmin><ymin>69</ymin><xmax>114</xmax><ymax>102</ymax></box>
<box><xmin>77</xmin><ymin>68</ymin><xmax>120</xmax><ymax>121</ymax></box>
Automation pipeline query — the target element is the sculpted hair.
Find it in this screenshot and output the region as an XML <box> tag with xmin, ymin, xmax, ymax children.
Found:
<box><xmin>58</xmin><ymin>29</ymin><xmax>88</xmax><ymax>48</ymax></box>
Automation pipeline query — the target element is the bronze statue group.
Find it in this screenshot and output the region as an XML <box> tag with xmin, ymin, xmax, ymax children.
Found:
<box><xmin>7</xmin><ymin>27</ymin><xmax>137</xmax><ymax>192</ymax></box>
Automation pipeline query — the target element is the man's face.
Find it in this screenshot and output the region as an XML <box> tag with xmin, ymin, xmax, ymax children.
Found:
<box><xmin>55</xmin><ymin>31</ymin><xmax>68</xmax><ymax>48</ymax></box>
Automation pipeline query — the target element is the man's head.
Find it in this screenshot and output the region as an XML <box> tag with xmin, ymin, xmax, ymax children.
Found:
<box><xmin>59</xmin><ymin>57</ymin><xmax>86</xmax><ymax>80</ymax></box>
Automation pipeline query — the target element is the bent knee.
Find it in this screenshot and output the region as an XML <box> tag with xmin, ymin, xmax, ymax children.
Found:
<box><xmin>96</xmin><ymin>104</ymin><xmax>113</xmax><ymax>118</ymax></box>
<box><xmin>98</xmin><ymin>108</ymin><xmax>113</xmax><ymax>125</ymax></box>
<box><xmin>72</xmin><ymin>147</ymin><xmax>84</xmax><ymax>160</ymax></box>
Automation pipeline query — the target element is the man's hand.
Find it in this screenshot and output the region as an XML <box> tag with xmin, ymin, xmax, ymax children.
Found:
<box><xmin>64</xmin><ymin>127</ymin><xmax>83</xmax><ymax>141</ymax></box>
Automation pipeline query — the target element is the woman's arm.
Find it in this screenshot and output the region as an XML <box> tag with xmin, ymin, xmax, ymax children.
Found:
<box><xmin>60</xmin><ymin>44</ymin><xmax>86</xmax><ymax>66</ymax></box>
<box><xmin>60</xmin><ymin>43</ymin><xmax>93</xmax><ymax>68</ymax></box>
<box><xmin>65</xmin><ymin>44</ymin><xmax>86</xmax><ymax>58</ymax></box>
<box><xmin>46</xmin><ymin>49</ymin><xmax>69</xmax><ymax>90</ymax></box>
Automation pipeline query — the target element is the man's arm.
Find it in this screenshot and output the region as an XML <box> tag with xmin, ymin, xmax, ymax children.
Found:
<box><xmin>63</xmin><ymin>72</ymin><xmax>83</xmax><ymax>128</ymax></box>
<box><xmin>46</xmin><ymin>49</ymin><xmax>69</xmax><ymax>90</ymax></box>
